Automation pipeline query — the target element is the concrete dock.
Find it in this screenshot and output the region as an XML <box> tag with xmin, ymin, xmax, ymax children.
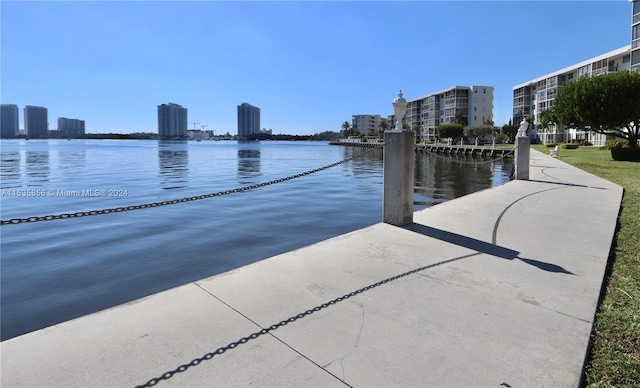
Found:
<box><xmin>1</xmin><ymin>149</ymin><xmax>623</xmax><ymax>387</ymax></box>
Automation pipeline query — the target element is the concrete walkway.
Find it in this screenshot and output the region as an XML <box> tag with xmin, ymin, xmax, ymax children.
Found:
<box><xmin>1</xmin><ymin>149</ymin><xmax>623</xmax><ymax>387</ymax></box>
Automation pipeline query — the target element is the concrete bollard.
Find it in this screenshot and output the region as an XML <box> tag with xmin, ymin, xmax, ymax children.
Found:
<box><xmin>514</xmin><ymin>136</ymin><xmax>530</xmax><ymax>180</ymax></box>
<box><xmin>383</xmin><ymin>130</ymin><xmax>415</xmax><ymax>226</ymax></box>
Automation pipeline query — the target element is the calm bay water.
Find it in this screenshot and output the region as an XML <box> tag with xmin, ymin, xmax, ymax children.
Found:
<box><xmin>0</xmin><ymin>139</ymin><xmax>512</xmax><ymax>340</ymax></box>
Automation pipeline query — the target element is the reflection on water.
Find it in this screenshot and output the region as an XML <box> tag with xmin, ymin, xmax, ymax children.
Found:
<box><xmin>237</xmin><ymin>141</ymin><xmax>261</xmax><ymax>185</ymax></box>
<box><xmin>414</xmin><ymin>153</ymin><xmax>511</xmax><ymax>209</ymax></box>
<box><xmin>0</xmin><ymin>140</ymin><xmax>516</xmax><ymax>342</ymax></box>
<box><xmin>158</xmin><ymin>141</ymin><xmax>189</xmax><ymax>190</ymax></box>
<box><xmin>57</xmin><ymin>149</ymin><xmax>86</xmax><ymax>177</ymax></box>
<box><xmin>25</xmin><ymin>151</ymin><xmax>50</xmax><ymax>187</ymax></box>
<box><xmin>0</xmin><ymin>152</ymin><xmax>21</xmax><ymax>189</ymax></box>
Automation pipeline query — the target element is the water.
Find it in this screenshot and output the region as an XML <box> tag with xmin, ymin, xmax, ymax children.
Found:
<box><xmin>0</xmin><ymin>139</ymin><xmax>512</xmax><ymax>340</ymax></box>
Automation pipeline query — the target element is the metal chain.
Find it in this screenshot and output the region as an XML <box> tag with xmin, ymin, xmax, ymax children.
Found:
<box><xmin>1</xmin><ymin>144</ymin><xmax>384</xmax><ymax>226</ymax></box>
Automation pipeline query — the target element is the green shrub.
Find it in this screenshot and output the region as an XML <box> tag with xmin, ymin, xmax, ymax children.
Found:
<box><xmin>436</xmin><ymin>123</ymin><xmax>464</xmax><ymax>139</ymax></box>
<box><xmin>605</xmin><ymin>139</ymin><xmax>629</xmax><ymax>149</ymax></box>
<box><xmin>546</xmin><ymin>143</ymin><xmax>558</xmax><ymax>148</ymax></box>
<box><xmin>561</xmin><ymin>143</ymin><xmax>579</xmax><ymax>149</ymax></box>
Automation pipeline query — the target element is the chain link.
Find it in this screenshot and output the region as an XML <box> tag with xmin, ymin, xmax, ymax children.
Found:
<box><xmin>1</xmin><ymin>144</ymin><xmax>384</xmax><ymax>226</ymax></box>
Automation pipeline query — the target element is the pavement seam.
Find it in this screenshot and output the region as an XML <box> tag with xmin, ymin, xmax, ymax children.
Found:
<box><xmin>191</xmin><ymin>282</ymin><xmax>353</xmax><ymax>387</ymax></box>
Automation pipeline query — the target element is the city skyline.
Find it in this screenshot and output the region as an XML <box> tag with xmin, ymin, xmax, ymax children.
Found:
<box><xmin>1</xmin><ymin>1</ymin><xmax>632</xmax><ymax>135</ymax></box>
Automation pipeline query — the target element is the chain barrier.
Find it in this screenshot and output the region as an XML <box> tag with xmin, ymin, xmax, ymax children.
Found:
<box><xmin>1</xmin><ymin>144</ymin><xmax>385</xmax><ymax>226</ymax></box>
<box><xmin>135</xmin><ymin>251</ymin><xmax>480</xmax><ymax>387</ymax></box>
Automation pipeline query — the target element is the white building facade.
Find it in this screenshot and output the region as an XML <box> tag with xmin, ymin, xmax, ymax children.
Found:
<box><xmin>351</xmin><ymin>114</ymin><xmax>385</xmax><ymax>135</ymax></box>
<box><xmin>400</xmin><ymin>86</ymin><xmax>494</xmax><ymax>142</ymax></box>
<box><xmin>512</xmin><ymin>46</ymin><xmax>631</xmax><ymax>145</ymax></box>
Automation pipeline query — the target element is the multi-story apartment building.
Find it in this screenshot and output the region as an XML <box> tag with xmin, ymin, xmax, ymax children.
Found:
<box><xmin>512</xmin><ymin>46</ymin><xmax>631</xmax><ymax>145</ymax></box>
<box><xmin>1</xmin><ymin>104</ymin><xmax>19</xmax><ymax>138</ymax></box>
<box><xmin>514</xmin><ymin>2</ymin><xmax>639</xmax><ymax>145</ymax></box>
<box><xmin>158</xmin><ymin>103</ymin><xmax>188</xmax><ymax>139</ymax></box>
<box><xmin>400</xmin><ymin>86</ymin><xmax>494</xmax><ymax>142</ymax></box>
<box><xmin>237</xmin><ymin>102</ymin><xmax>260</xmax><ymax>139</ymax></box>
<box><xmin>24</xmin><ymin>105</ymin><xmax>48</xmax><ymax>137</ymax></box>
<box><xmin>352</xmin><ymin>114</ymin><xmax>386</xmax><ymax>134</ymax></box>
<box><xmin>632</xmin><ymin>0</ymin><xmax>640</xmax><ymax>71</ymax></box>
<box><xmin>58</xmin><ymin>117</ymin><xmax>85</xmax><ymax>136</ymax></box>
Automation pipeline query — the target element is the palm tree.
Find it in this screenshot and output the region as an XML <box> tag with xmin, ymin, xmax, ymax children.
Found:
<box><xmin>453</xmin><ymin>110</ymin><xmax>468</xmax><ymax>126</ymax></box>
<box><xmin>341</xmin><ymin>121</ymin><xmax>352</xmax><ymax>137</ymax></box>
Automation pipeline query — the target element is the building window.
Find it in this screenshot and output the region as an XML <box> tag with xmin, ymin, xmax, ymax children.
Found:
<box><xmin>483</xmin><ymin>88</ymin><xmax>486</xmax><ymax>94</ymax></box>
<box><xmin>623</xmin><ymin>55</ymin><xmax>630</xmax><ymax>63</ymax></box>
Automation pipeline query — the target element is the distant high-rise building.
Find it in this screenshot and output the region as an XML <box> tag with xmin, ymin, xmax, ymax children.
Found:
<box><xmin>1</xmin><ymin>104</ymin><xmax>19</xmax><ymax>138</ymax></box>
<box><xmin>58</xmin><ymin>117</ymin><xmax>85</xmax><ymax>136</ymax></box>
<box><xmin>158</xmin><ymin>103</ymin><xmax>187</xmax><ymax>139</ymax></box>
<box><xmin>24</xmin><ymin>105</ymin><xmax>48</xmax><ymax>137</ymax></box>
<box><xmin>632</xmin><ymin>0</ymin><xmax>640</xmax><ymax>71</ymax></box>
<box><xmin>237</xmin><ymin>103</ymin><xmax>260</xmax><ymax>139</ymax></box>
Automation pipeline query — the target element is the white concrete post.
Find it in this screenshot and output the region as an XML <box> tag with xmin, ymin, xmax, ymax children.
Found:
<box><xmin>515</xmin><ymin>119</ymin><xmax>530</xmax><ymax>180</ymax></box>
<box><xmin>384</xmin><ymin>91</ymin><xmax>414</xmax><ymax>226</ymax></box>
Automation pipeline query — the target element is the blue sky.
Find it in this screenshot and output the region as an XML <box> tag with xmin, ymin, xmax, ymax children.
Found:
<box><xmin>1</xmin><ymin>1</ymin><xmax>632</xmax><ymax>135</ymax></box>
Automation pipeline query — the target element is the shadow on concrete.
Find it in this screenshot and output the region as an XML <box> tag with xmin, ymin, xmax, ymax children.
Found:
<box><xmin>136</xmin><ymin>250</ymin><xmax>482</xmax><ymax>387</ymax></box>
<box><xmin>405</xmin><ymin>223</ymin><xmax>574</xmax><ymax>275</ymax></box>
<box><xmin>528</xmin><ymin>179</ymin><xmax>609</xmax><ymax>190</ymax></box>
<box><xmin>137</xmin><ymin>223</ymin><xmax>574</xmax><ymax>386</ymax></box>
<box><xmin>405</xmin><ymin>223</ymin><xmax>518</xmax><ymax>259</ymax></box>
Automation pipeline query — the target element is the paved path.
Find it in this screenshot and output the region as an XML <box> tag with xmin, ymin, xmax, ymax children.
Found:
<box><xmin>1</xmin><ymin>149</ymin><xmax>623</xmax><ymax>387</ymax></box>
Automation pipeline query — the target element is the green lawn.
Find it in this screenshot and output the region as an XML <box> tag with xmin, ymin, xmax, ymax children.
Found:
<box><xmin>532</xmin><ymin>145</ymin><xmax>640</xmax><ymax>386</ymax></box>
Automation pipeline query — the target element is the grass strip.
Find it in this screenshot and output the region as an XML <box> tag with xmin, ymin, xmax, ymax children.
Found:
<box><xmin>532</xmin><ymin>145</ymin><xmax>639</xmax><ymax>386</ymax></box>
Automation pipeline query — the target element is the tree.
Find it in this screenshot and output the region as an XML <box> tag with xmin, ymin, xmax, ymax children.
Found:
<box><xmin>341</xmin><ymin>121</ymin><xmax>352</xmax><ymax>137</ymax></box>
<box><xmin>501</xmin><ymin>125</ymin><xmax>519</xmax><ymax>143</ymax></box>
<box><xmin>437</xmin><ymin>123</ymin><xmax>464</xmax><ymax>140</ymax></box>
<box><xmin>482</xmin><ymin>117</ymin><xmax>495</xmax><ymax>126</ymax></box>
<box><xmin>553</xmin><ymin>71</ymin><xmax>640</xmax><ymax>148</ymax></box>
<box><xmin>412</xmin><ymin>125</ymin><xmax>422</xmax><ymax>141</ymax></box>
<box><xmin>379</xmin><ymin>120</ymin><xmax>389</xmax><ymax>132</ymax></box>
<box><xmin>463</xmin><ymin>124</ymin><xmax>494</xmax><ymax>140</ymax></box>
<box><xmin>453</xmin><ymin>110</ymin><xmax>468</xmax><ymax>126</ymax></box>
<box><xmin>341</xmin><ymin>121</ymin><xmax>360</xmax><ymax>138</ymax></box>
<box><xmin>538</xmin><ymin>109</ymin><xmax>558</xmax><ymax>131</ymax></box>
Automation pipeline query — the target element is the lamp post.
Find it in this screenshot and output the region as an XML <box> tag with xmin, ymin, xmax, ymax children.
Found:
<box><xmin>392</xmin><ymin>90</ymin><xmax>407</xmax><ymax>131</ymax></box>
<box><xmin>383</xmin><ymin>90</ymin><xmax>414</xmax><ymax>226</ymax></box>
